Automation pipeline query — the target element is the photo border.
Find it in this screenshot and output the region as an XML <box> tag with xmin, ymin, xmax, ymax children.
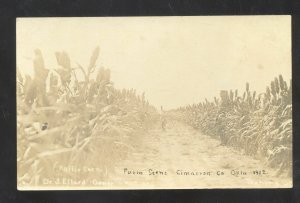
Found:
<box><xmin>0</xmin><ymin>0</ymin><xmax>299</xmax><ymax>202</ymax></box>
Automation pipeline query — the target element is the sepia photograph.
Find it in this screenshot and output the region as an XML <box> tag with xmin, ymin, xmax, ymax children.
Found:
<box><xmin>16</xmin><ymin>16</ymin><xmax>292</xmax><ymax>190</ymax></box>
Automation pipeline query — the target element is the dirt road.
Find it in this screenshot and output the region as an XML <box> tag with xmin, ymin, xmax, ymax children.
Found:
<box><xmin>112</xmin><ymin>120</ymin><xmax>291</xmax><ymax>189</ymax></box>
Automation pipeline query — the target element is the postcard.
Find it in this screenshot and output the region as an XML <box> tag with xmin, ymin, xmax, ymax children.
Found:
<box><xmin>17</xmin><ymin>16</ymin><xmax>292</xmax><ymax>189</ymax></box>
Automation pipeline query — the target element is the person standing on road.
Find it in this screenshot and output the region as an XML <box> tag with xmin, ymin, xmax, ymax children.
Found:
<box><xmin>160</xmin><ymin>105</ymin><xmax>167</xmax><ymax>131</ymax></box>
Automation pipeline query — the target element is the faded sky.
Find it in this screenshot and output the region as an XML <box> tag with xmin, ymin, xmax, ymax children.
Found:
<box><xmin>17</xmin><ymin>16</ymin><xmax>291</xmax><ymax>109</ymax></box>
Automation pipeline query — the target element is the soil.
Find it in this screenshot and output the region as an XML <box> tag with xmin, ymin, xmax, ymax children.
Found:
<box><xmin>111</xmin><ymin>119</ymin><xmax>292</xmax><ymax>189</ymax></box>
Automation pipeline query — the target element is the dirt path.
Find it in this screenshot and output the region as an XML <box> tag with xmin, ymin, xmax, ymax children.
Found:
<box><xmin>112</xmin><ymin>120</ymin><xmax>291</xmax><ymax>189</ymax></box>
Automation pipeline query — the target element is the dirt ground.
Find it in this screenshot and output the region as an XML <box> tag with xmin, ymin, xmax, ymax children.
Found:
<box><xmin>111</xmin><ymin>119</ymin><xmax>292</xmax><ymax>189</ymax></box>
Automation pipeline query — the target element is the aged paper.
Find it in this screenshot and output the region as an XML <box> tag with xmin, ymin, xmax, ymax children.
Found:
<box><xmin>17</xmin><ymin>16</ymin><xmax>292</xmax><ymax>190</ymax></box>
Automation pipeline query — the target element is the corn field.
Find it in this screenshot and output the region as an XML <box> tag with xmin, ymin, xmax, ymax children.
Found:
<box><xmin>17</xmin><ymin>46</ymin><xmax>292</xmax><ymax>188</ymax></box>
<box><xmin>173</xmin><ymin>76</ymin><xmax>292</xmax><ymax>177</ymax></box>
<box><xmin>17</xmin><ymin>47</ymin><xmax>158</xmax><ymax>187</ymax></box>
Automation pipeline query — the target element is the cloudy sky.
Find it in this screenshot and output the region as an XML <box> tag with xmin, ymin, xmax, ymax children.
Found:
<box><xmin>17</xmin><ymin>16</ymin><xmax>291</xmax><ymax>109</ymax></box>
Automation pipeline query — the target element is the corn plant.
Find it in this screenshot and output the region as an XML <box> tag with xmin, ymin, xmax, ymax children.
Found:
<box><xmin>174</xmin><ymin>75</ymin><xmax>292</xmax><ymax>177</ymax></box>
<box><xmin>17</xmin><ymin>47</ymin><xmax>158</xmax><ymax>187</ymax></box>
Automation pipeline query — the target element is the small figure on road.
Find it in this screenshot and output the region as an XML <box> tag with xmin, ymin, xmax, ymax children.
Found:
<box><xmin>160</xmin><ymin>105</ymin><xmax>167</xmax><ymax>131</ymax></box>
<box><xmin>161</xmin><ymin>117</ymin><xmax>167</xmax><ymax>131</ymax></box>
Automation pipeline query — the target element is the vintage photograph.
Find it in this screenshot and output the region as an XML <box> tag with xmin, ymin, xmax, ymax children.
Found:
<box><xmin>16</xmin><ymin>16</ymin><xmax>292</xmax><ymax>189</ymax></box>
